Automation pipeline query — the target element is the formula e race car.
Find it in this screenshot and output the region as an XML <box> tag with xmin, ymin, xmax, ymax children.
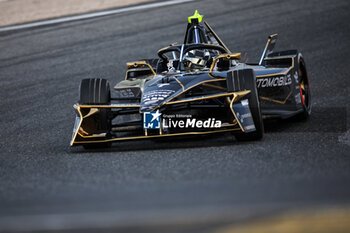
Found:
<box><xmin>71</xmin><ymin>10</ymin><xmax>311</xmax><ymax>148</ymax></box>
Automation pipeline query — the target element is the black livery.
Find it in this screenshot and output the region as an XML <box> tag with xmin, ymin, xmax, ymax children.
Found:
<box><xmin>71</xmin><ymin>10</ymin><xmax>311</xmax><ymax>148</ymax></box>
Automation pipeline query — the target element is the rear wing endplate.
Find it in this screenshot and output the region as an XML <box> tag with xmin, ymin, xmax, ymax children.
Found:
<box><xmin>259</xmin><ymin>34</ymin><xmax>278</xmax><ymax>65</ymax></box>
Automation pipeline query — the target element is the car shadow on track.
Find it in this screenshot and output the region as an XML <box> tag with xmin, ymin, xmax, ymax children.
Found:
<box><xmin>264</xmin><ymin>106</ymin><xmax>347</xmax><ymax>134</ymax></box>
<box><xmin>70</xmin><ymin>133</ymin><xmax>238</xmax><ymax>153</ymax></box>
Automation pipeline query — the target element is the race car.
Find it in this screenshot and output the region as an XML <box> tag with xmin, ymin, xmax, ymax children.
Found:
<box><xmin>71</xmin><ymin>10</ymin><xmax>311</xmax><ymax>148</ymax></box>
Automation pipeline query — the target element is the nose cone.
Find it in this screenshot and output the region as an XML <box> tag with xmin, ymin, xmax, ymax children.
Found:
<box><xmin>139</xmin><ymin>76</ymin><xmax>182</xmax><ymax>112</ymax></box>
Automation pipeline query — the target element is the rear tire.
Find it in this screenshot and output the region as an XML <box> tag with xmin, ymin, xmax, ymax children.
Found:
<box><xmin>296</xmin><ymin>54</ymin><xmax>311</xmax><ymax>120</ymax></box>
<box><xmin>79</xmin><ymin>78</ymin><xmax>112</xmax><ymax>149</ymax></box>
<box><xmin>233</xmin><ymin>69</ymin><xmax>264</xmax><ymax>141</ymax></box>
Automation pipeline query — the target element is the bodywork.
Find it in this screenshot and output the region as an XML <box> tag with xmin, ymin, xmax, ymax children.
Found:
<box><xmin>71</xmin><ymin>11</ymin><xmax>308</xmax><ymax>146</ymax></box>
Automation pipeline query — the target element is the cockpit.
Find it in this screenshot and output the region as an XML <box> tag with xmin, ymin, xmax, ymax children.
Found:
<box><xmin>157</xmin><ymin>44</ymin><xmax>220</xmax><ymax>72</ymax></box>
<box><xmin>157</xmin><ymin>43</ymin><xmax>238</xmax><ymax>73</ymax></box>
<box><xmin>155</xmin><ymin>10</ymin><xmax>240</xmax><ymax>73</ymax></box>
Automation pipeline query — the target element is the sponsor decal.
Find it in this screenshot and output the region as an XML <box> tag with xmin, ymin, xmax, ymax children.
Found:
<box><xmin>294</xmin><ymin>71</ymin><xmax>299</xmax><ymax>83</ymax></box>
<box><xmin>119</xmin><ymin>88</ymin><xmax>135</xmax><ymax>97</ymax></box>
<box><xmin>167</xmin><ymin>60</ymin><xmax>176</xmax><ymax>72</ymax></box>
<box><xmin>232</xmin><ymin>99</ymin><xmax>256</xmax><ymax>133</ymax></box>
<box><xmin>257</xmin><ymin>75</ymin><xmax>292</xmax><ymax>88</ymax></box>
<box><xmin>236</xmin><ymin>112</ymin><xmax>252</xmax><ymax>123</ymax></box>
<box><xmin>244</xmin><ymin>125</ymin><xmax>256</xmax><ymax>131</ymax></box>
<box><xmin>157</xmin><ymin>83</ymin><xmax>170</xmax><ymax>88</ymax></box>
<box><xmin>140</xmin><ymin>89</ymin><xmax>176</xmax><ymax>112</ymax></box>
<box><xmin>295</xmin><ymin>93</ymin><xmax>302</xmax><ymax>104</ymax></box>
<box><xmin>142</xmin><ymin>89</ymin><xmax>175</xmax><ymax>105</ymax></box>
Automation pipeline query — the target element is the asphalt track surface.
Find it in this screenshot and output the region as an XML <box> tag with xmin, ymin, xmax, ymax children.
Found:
<box><xmin>0</xmin><ymin>0</ymin><xmax>349</xmax><ymax>232</ymax></box>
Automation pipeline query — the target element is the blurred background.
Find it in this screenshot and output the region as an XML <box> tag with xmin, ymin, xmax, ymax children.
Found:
<box><xmin>0</xmin><ymin>0</ymin><xmax>349</xmax><ymax>232</ymax></box>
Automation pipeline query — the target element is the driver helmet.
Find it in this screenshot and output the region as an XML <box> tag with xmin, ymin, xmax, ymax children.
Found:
<box><xmin>183</xmin><ymin>49</ymin><xmax>211</xmax><ymax>69</ymax></box>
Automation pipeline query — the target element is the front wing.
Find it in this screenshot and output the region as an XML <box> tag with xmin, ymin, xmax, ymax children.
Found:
<box><xmin>70</xmin><ymin>90</ymin><xmax>254</xmax><ymax>146</ymax></box>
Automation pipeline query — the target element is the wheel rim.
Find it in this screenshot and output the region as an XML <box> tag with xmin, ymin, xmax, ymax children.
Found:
<box><xmin>298</xmin><ymin>66</ymin><xmax>310</xmax><ymax>110</ymax></box>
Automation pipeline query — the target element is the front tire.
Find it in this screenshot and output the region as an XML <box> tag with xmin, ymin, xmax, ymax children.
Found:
<box><xmin>233</xmin><ymin>69</ymin><xmax>264</xmax><ymax>141</ymax></box>
<box><xmin>296</xmin><ymin>54</ymin><xmax>311</xmax><ymax>120</ymax></box>
<box><xmin>79</xmin><ymin>78</ymin><xmax>112</xmax><ymax>149</ymax></box>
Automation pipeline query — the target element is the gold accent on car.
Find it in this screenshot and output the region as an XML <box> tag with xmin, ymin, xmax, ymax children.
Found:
<box><xmin>158</xmin><ymin>78</ymin><xmax>226</xmax><ymax>108</ymax></box>
<box><xmin>260</xmin><ymin>90</ymin><xmax>293</xmax><ymax>104</ymax></box>
<box><xmin>173</xmin><ymin>76</ymin><xmax>185</xmax><ymax>91</ymax></box>
<box><xmin>209</xmin><ymin>53</ymin><xmax>242</xmax><ymax>72</ymax></box>
<box><xmin>72</xmin><ymin>128</ymin><xmax>241</xmax><ymax>145</ymax></box>
<box><xmin>78</xmin><ymin>104</ymin><xmax>140</xmax><ymax>108</ymax></box>
<box><xmin>166</xmin><ymin>90</ymin><xmax>249</xmax><ymax>105</ymax></box>
<box><xmin>125</xmin><ymin>60</ymin><xmax>156</xmax><ymax>80</ymax></box>
<box><xmin>202</xmin><ymin>83</ymin><xmax>227</xmax><ymax>91</ymax></box>
<box><xmin>228</xmin><ymin>90</ymin><xmax>252</xmax><ymax>132</ymax></box>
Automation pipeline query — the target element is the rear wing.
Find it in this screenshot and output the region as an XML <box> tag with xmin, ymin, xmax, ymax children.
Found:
<box><xmin>259</xmin><ymin>34</ymin><xmax>278</xmax><ymax>65</ymax></box>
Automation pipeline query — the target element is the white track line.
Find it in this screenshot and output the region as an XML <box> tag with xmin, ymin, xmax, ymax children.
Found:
<box><xmin>0</xmin><ymin>0</ymin><xmax>194</xmax><ymax>32</ymax></box>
